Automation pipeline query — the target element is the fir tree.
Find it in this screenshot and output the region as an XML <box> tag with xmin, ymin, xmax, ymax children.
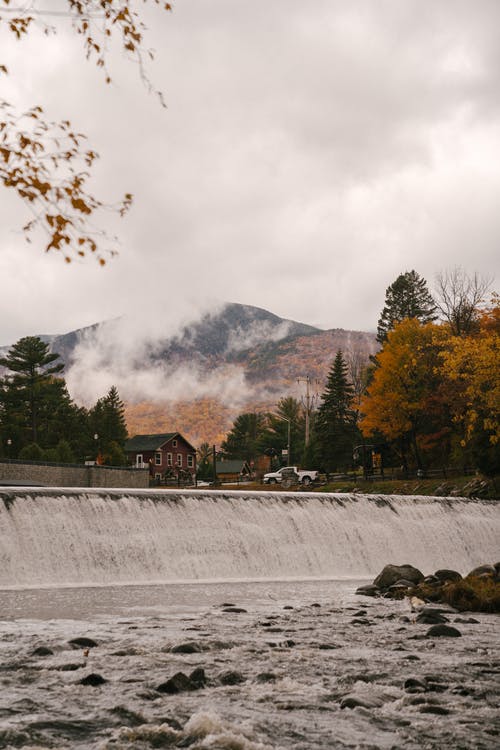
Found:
<box><xmin>89</xmin><ymin>386</ymin><xmax>128</xmax><ymax>456</ymax></box>
<box><xmin>377</xmin><ymin>270</ymin><xmax>437</xmax><ymax>344</ymax></box>
<box><xmin>316</xmin><ymin>350</ymin><xmax>359</xmax><ymax>472</ymax></box>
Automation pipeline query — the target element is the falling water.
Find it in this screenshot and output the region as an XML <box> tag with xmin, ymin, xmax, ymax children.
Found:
<box><xmin>1</xmin><ymin>488</ymin><xmax>498</xmax><ymax>587</ymax></box>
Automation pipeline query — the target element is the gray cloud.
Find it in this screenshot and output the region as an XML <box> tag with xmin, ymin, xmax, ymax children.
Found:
<box><xmin>0</xmin><ymin>0</ymin><xmax>498</xmax><ymax>348</ymax></box>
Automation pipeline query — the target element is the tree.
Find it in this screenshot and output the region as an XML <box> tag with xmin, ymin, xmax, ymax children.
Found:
<box><xmin>360</xmin><ymin>320</ymin><xmax>449</xmax><ymax>471</ymax></box>
<box><xmin>0</xmin><ymin>0</ymin><xmax>171</xmax><ymax>262</ymax></box>
<box><xmin>316</xmin><ymin>350</ymin><xmax>359</xmax><ymax>472</ymax></box>
<box><xmin>259</xmin><ymin>397</ymin><xmax>306</xmax><ymax>466</ymax></box>
<box><xmin>435</xmin><ymin>267</ymin><xmax>492</xmax><ymax>336</ymax></box>
<box><xmin>221</xmin><ymin>412</ymin><xmax>266</xmax><ymax>462</ymax></box>
<box><xmin>0</xmin><ymin>336</ymin><xmax>64</xmax><ymax>443</ymax></box>
<box><xmin>440</xmin><ymin>301</ymin><xmax>500</xmax><ymax>474</ymax></box>
<box><xmin>377</xmin><ymin>270</ymin><xmax>437</xmax><ymax>344</ymax></box>
<box><xmin>89</xmin><ymin>385</ymin><xmax>128</xmax><ymax>457</ymax></box>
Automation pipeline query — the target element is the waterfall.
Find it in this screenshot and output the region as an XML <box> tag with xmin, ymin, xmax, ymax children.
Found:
<box><xmin>1</xmin><ymin>488</ymin><xmax>498</xmax><ymax>587</ymax></box>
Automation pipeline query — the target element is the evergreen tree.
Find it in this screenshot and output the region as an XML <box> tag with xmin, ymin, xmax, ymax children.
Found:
<box><xmin>221</xmin><ymin>412</ymin><xmax>266</xmax><ymax>462</ymax></box>
<box><xmin>0</xmin><ymin>336</ymin><xmax>64</xmax><ymax>444</ymax></box>
<box><xmin>89</xmin><ymin>385</ymin><xmax>128</xmax><ymax>456</ymax></box>
<box><xmin>316</xmin><ymin>350</ymin><xmax>359</xmax><ymax>472</ymax></box>
<box><xmin>258</xmin><ymin>397</ymin><xmax>306</xmax><ymax>466</ymax></box>
<box><xmin>377</xmin><ymin>270</ymin><xmax>437</xmax><ymax>344</ymax></box>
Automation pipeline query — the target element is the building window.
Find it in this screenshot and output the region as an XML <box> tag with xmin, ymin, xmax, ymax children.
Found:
<box><xmin>155</xmin><ymin>472</ymin><xmax>161</xmax><ymax>481</ymax></box>
<box><xmin>167</xmin><ymin>453</ymin><xmax>173</xmax><ymax>466</ymax></box>
<box><xmin>172</xmin><ymin>439</ymin><xmax>177</xmax><ymax>448</ymax></box>
<box><xmin>187</xmin><ymin>454</ymin><xmax>194</xmax><ymax>468</ymax></box>
<box><xmin>136</xmin><ymin>454</ymin><xmax>143</xmax><ymax>467</ymax></box>
<box><xmin>176</xmin><ymin>453</ymin><xmax>182</xmax><ymax>467</ymax></box>
<box><xmin>155</xmin><ymin>452</ymin><xmax>162</xmax><ymax>465</ymax></box>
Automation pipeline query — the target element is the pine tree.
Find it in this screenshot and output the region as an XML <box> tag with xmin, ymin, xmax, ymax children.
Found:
<box><xmin>377</xmin><ymin>270</ymin><xmax>437</xmax><ymax>344</ymax></box>
<box><xmin>221</xmin><ymin>412</ymin><xmax>266</xmax><ymax>461</ymax></box>
<box><xmin>89</xmin><ymin>385</ymin><xmax>128</xmax><ymax>456</ymax></box>
<box><xmin>0</xmin><ymin>336</ymin><xmax>64</xmax><ymax>444</ymax></box>
<box><xmin>316</xmin><ymin>350</ymin><xmax>359</xmax><ymax>472</ymax></box>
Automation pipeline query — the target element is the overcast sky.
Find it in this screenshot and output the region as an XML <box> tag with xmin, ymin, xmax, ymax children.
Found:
<box><xmin>1</xmin><ymin>0</ymin><xmax>499</xmax><ymax>346</ymax></box>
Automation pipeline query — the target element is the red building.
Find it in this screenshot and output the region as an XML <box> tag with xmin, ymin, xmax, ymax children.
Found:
<box><xmin>125</xmin><ymin>433</ymin><xmax>197</xmax><ymax>483</ymax></box>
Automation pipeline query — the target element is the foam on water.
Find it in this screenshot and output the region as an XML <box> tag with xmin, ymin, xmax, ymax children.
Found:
<box><xmin>1</xmin><ymin>488</ymin><xmax>498</xmax><ymax>587</ymax></box>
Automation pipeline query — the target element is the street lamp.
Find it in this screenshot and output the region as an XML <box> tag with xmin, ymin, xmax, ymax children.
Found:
<box><xmin>6</xmin><ymin>438</ymin><xmax>12</xmax><ymax>461</ymax></box>
<box><xmin>271</xmin><ymin>414</ymin><xmax>291</xmax><ymax>466</ymax></box>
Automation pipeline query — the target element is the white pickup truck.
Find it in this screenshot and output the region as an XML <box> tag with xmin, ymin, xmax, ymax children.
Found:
<box><xmin>262</xmin><ymin>466</ymin><xmax>318</xmax><ymax>486</ymax></box>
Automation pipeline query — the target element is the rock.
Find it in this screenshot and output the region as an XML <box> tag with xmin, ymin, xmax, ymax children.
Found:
<box><xmin>32</xmin><ymin>646</ymin><xmax>53</xmax><ymax>657</ymax></box>
<box><xmin>466</xmin><ymin>564</ymin><xmax>496</xmax><ymax>579</ymax></box>
<box><xmin>157</xmin><ymin>672</ymin><xmax>195</xmax><ymax>694</ymax></box>
<box><xmin>353</xmin><ymin>610</ymin><xmax>367</xmax><ymax>616</ymax></box>
<box><xmin>418</xmin><ymin>705</ymin><xmax>450</xmax><ymax>715</ymax></box>
<box><xmin>434</xmin><ymin>569</ymin><xmax>462</xmax><ymax>582</ymax></box>
<box><xmin>340</xmin><ymin>694</ymin><xmax>380</xmax><ymax>710</ymax></box>
<box><xmin>79</xmin><ymin>673</ymin><xmax>107</xmax><ymax>686</ymax></box>
<box><xmin>69</xmin><ymin>637</ymin><xmax>98</xmax><ymax>649</ymax></box>
<box><xmin>256</xmin><ymin>672</ymin><xmax>276</xmax><ymax>682</ymax></box>
<box><xmin>218</xmin><ymin>670</ymin><xmax>246</xmax><ymax>686</ymax></box>
<box><xmin>170</xmin><ymin>642</ymin><xmax>203</xmax><ymax>654</ymax></box>
<box><xmin>355</xmin><ymin>584</ymin><xmax>380</xmax><ymax>597</ymax></box>
<box><xmin>404</xmin><ymin>678</ymin><xmax>427</xmax><ymax>693</ymax></box>
<box><xmin>416</xmin><ymin>612</ymin><xmax>449</xmax><ymax>625</ymax></box>
<box><xmin>426</xmin><ymin>624</ymin><xmax>462</xmax><ymax>638</ymax></box>
<box><xmin>56</xmin><ymin>662</ymin><xmax>84</xmax><ymax>671</ymax></box>
<box><xmin>188</xmin><ymin>667</ymin><xmax>206</xmax><ymax>687</ymax></box>
<box><xmin>373</xmin><ymin>564</ymin><xmax>424</xmax><ymax>590</ymax></box>
<box><xmin>222</xmin><ymin>607</ymin><xmax>247</xmax><ymax>613</ymax></box>
<box><xmin>454</xmin><ymin>617</ymin><xmax>479</xmax><ymax>624</ymax></box>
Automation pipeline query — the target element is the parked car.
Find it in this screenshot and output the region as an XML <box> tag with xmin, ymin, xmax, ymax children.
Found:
<box><xmin>262</xmin><ymin>466</ymin><xmax>318</xmax><ymax>486</ymax></box>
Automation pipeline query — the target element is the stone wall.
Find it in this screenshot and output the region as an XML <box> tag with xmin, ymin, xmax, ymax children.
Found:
<box><xmin>0</xmin><ymin>459</ymin><xmax>149</xmax><ymax>489</ymax></box>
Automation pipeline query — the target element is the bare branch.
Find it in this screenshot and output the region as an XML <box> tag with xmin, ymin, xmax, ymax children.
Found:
<box><xmin>434</xmin><ymin>267</ymin><xmax>493</xmax><ymax>336</ymax></box>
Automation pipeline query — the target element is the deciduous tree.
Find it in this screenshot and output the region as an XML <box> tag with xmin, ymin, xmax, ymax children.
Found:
<box><xmin>435</xmin><ymin>267</ymin><xmax>492</xmax><ymax>336</ymax></box>
<box><xmin>0</xmin><ymin>0</ymin><xmax>172</xmax><ymax>262</ymax></box>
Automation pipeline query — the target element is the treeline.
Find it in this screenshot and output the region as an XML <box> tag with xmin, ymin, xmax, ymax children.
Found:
<box><xmin>0</xmin><ymin>336</ymin><xmax>128</xmax><ymax>464</ymax></box>
<box><xmin>220</xmin><ymin>268</ymin><xmax>499</xmax><ymax>476</ymax></box>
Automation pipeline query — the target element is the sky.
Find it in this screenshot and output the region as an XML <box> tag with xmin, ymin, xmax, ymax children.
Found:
<box><xmin>1</xmin><ymin>0</ymin><xmax>499</xmax><ymax>347</ymax></box>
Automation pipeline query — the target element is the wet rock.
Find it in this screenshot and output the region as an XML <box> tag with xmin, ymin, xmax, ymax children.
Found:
<box><xmin>69</xmin><ymin>637</ymin><xmax>98</xmax><ymax>649</ymax></box>
<box><xmin>418</xmin><ymin>704</ymin><xmax>451</xmax><ymax>715</ymax></box>
<box><xmin>32</xmin><ymin>646</ymin><xmax>53</xmax><ymax>657</ymax></box>
<box><xmin>355</xmin><ymin>584</ymin><xmax>380</xmax><ymax>597</ymax></box>
<box><xmin>188</xmin><ymin>667</ymin><xmax>207</xmax><ymax>688</ymax></box>
<box><xmin>426</xmin><ymin>624</ymin><xmax>462</xmax><ymax>638</ymax></box>
<box><xmin>222</xmin><ymin>607</ymin><xmax>247</xmax><ymax>613</ymax></box>
<box><xmin>434</xmin><ymin>569</ymin><xmax>462</xmax><ymax>583</ymax></box>
<box><xmin>157</xmin><ymin>672</ymin><xmax>195</xmax><ymax>694</ymax></box>
<box><xmin>79</xmin><ymin>673</ymin><xmax>107</xmax><ymax>686</ymax></box>
<box><xmin>467</xmin><ymin>564</ymin><xmax>496</xmax><ymax>579</ymax></box>
<box><xmin>109</xmin><ymin>705</ymin><xmax>146</xmax><ymax>727</ymax></box>
<box><xmin>170</xmin><ymin>641</ymin><xmax>203</xmax><ymax>654</ymax></box>
<box><xmin>256</xmin><ymin>672</ymin><xmax>277</xmax><ymax>682</ymax></box>
<box><xmin>373</xmin><ymin>564</ymin><xmax>424</xmax><ymax>590</ymax></box>
<box><xmin>416</xmin><ymin>612</ymin><xmax>449</xmax><ymax>625</ymax></box>
<box><xmin>55</xmin><ymin>662</ymin><xmax>84</xmax><ymax>671</ymax></box>
<box><xmin>218</xmin><ymin>670</ymin><xmax>246</xmax><ymax>685</ymax></box>
<box><xmin>454</xmin><ymin>617</ymin><xmax>479</xmax><ymax>624</ymax></box>
<box><xmin>318</xmin><ymin>643</ymin><xmax>341</xmax><ymax>650</ymax></box>
<box><xmin>404</xmin><ymin>678</ymin><xmax>427</xmax><ymax>693</ymax></box>
<box><xmin>351</xmin><ymin>618</ymin><xmax>371</xmax><ymax>626</ymax></box>
<box><xmin>283</xmin><ymin>605</ymin><xmax>294</xmax><ymax>610</ymax></box>
<box><xmin>352</xmin><ymin>609</ymin><xmax>367</xmax><ymax>616</ymax></box>
<box><xmin>340</xmin><ymin>694</ymin><xmax>380</xmax><ymax>710</ymax></box>
<box><xmin>311</xmin><ymin>603</ymin><xmax>321</xmax><ymax>608</ymax></box>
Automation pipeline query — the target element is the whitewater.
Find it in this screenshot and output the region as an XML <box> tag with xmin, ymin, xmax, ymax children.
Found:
<box><xmin>0</xmin><ymin>488</ymin><xmax>499</xmax><ymax>748</ymax></box>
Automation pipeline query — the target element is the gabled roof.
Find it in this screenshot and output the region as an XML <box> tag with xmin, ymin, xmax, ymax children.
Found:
<box><xmin>215</xmin><ymin>459</ymin><xmax>252</xmax><ymax>474</ymax></box>
<box><xmin>125</xmin><ymin>432</ymin><xmax>196</xmax><ymax>453</ymax></box>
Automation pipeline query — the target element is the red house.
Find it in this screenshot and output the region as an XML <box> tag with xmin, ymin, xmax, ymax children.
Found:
<box><xmin>125</xmin><ymin>433</ymin><xmax>197</xmax><ymax>483</ymax></box>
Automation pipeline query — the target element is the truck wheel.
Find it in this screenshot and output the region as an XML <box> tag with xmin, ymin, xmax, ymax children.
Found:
<box><xmin>268</xmin><ymin>478</ymin><xmax>277</xmax><ymax>484</ymax></box>
<box><xmin>302</xmin><ymin>476</ymin><xmax>312</xmax><ymax>486</ymax></box>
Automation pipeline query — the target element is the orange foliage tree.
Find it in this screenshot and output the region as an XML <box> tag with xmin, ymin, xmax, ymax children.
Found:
<box><xmin>0</xmin><ymin>0</ymin><xmax>172</xmax><ymax>263</ymax></box>
<box><xmin>360</xmin><ymin>319</ymin><xmax>451</xmax><ymax>470</ymax></box>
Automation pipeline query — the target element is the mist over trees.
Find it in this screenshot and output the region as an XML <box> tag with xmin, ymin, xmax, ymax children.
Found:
<box><xmin>0</xmin><ymin>336</ymin><xmax>128</xmax><ymax>463</ymax></box>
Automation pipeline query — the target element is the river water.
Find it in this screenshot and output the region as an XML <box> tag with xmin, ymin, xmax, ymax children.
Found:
<box><xmin>1</xmin><ymin>578</ymin><xmax>499</xmax><ymax>749</ymax></box>
<box><xmin>1</xmin><ymin>489</ymin><xmax>499</xmax><ymax>748</ymax></box>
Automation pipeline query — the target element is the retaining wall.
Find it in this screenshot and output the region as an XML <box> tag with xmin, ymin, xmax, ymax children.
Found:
<box><xmin>0</xmin><ymin>459</ymin><xmax>149</xmax><ymax>488</ymax></box>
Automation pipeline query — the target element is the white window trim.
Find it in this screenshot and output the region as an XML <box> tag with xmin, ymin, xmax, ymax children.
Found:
<box><xmin>176</xmin><ymin>453</ymin><xmax>182</xmax><ymax>467</ymax></box>
<box><xmin>155</xmin><ymin>452</ymin><xmax>162</xmax><ymax>465</ymax></box>
<box><xmin>167</xmin><ymin>452</ymin><xmax>173</xmax><ymax>466</ymax></box>
<box><xmin>187</xmin><ymin>454</ymin><xmax>194</xmax><ymax>468</ymax></box>
<box><xmin>136</xmin><ymin>454</ymin><xmax>144</xmax><ymax>467</ymax></box>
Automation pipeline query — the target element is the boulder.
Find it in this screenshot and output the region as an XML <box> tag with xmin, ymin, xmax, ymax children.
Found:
<box><xmin>373</xmin><ymin>565</ymin><xmax>424</xmax><ymax>590</ymax></box>
<box><xmin>218</xmin><ymin>670</ymin><xmax>246</xmax><ymax>686</ymax></box>
<box><xmin>355</xmin><ymin>584</ymin><xmax>380</xmax><ymax>597</ymax></box>
<box><xmin>79</xmin><ymin>673</ymin><xmax>107</xmax><ymax>686</ymax></box>
<box><xmin>170</xmin><ymin>642</ymin><xmax>203</xmax><ymax>654</ymax></box>
<box><xmin>157</xmin><ymin>672</ymin><xmax>194</xmax><ymax>694</ymax></box>
<box><xmin>69</xmin><ymin>637</ymin><xmax>98</xmax><ymax>649</ymax></box>
<box><xmin>426</xmin><ymin>624</ymin><xmax>462</xmax><ymax>638</ymax></box>
<box><xmin>466</xmin><ymin>564</ymin><xmax>496</xmax><ymax>579</ymax></box>
<box><xmin>434</xmin><ymin>569</ymin><xmax>462</xmax><ymax>583</ymax></box>
<box><xmin>32</xmin><ymin>646</ymin><xmax>53</xmax><ymax>657</ymax></box>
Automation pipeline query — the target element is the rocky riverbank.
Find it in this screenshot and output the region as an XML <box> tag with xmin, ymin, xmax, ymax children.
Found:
<box><xmin>357</xmin><ymin>562</ymin><xmax>500</xmax><ymax>614</ymax></box>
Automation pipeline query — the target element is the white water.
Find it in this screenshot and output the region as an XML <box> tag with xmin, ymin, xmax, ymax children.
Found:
<box><xmin>1</xmin><ymin>488</ymin><xmax>498</xmax><ymax>587</ymax></box>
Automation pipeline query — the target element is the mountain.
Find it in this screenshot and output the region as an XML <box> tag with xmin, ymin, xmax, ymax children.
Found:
<box><xmin>2</xmin><ymin>303</ymin><xmax>378</xmax><ymax>446</ymax></box>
